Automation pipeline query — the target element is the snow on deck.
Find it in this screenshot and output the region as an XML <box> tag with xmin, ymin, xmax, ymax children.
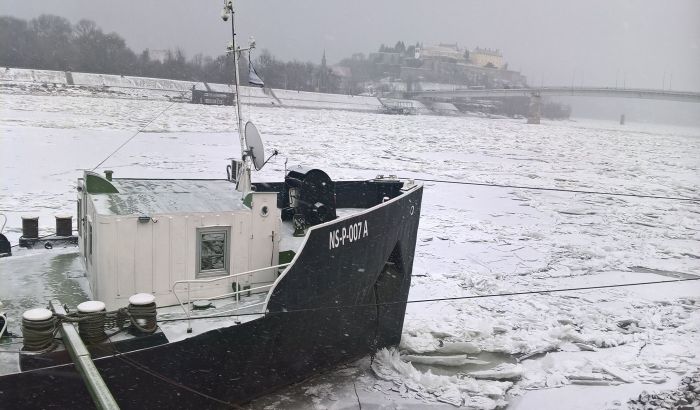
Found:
<box><xmin>1</xmin><ymin>85</ymin><xmax>699</xmax><ymax>408</ymax></box>
<box><xmin>93</xmin><ymin>179</ymin><xmax>247</xmax><ymax>215</ymax></box>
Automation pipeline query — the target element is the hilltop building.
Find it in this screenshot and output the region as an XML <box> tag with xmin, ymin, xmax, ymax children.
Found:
<box><xmin>420</xmin><ymin>44</ymin><xmax>465</xmax><ymax>62</ymax></box>
<box><xmin>397</xmin><ymin>43</ymin><xmax>525</xmax><ymax>89</ymax></box>
<box><xmin>334</xmin><ymin>40</ymin><xmax>528</xmax><ymax>97</ymax></box>
<box><xmin>470</xmin><ymin>47</ymin><xmax>504</xmax><ymax>69</ymax></box>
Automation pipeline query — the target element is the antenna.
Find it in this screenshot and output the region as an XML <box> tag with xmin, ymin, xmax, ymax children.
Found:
<box><xmin>223</xmin><ymin>0</ymin><xmax>248</xmax><ymax>192</ymax></box>
<box><xmin>244</xmin><ymin>121</ymin><xmax>265</xmax><ymax>171</ymax></box>
<box><xmin>223</xmin><ymin>0</ymin><xmax>258</xmax><ymax>193</ymax></box>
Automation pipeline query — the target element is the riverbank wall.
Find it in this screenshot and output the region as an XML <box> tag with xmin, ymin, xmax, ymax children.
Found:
<box><xmin>1</xmin><ymin>67</ymin><xmax>429</xmax><ymax>114</ymax></box>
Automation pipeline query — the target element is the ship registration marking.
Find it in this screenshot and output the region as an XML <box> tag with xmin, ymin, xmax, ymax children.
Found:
<box><xmin>329</xmin><ymin>220</ymin><xmax>368</xmax><ymax>250</ymax></box>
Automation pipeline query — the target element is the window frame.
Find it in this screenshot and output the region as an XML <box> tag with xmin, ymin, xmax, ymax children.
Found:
<box><xmin>88</xmin><ymin>221</ymin><xmax>93</xmax><ymax>261</ymax></box>
<box><xmin>77</xmin><ymin>199</ymin><xmax>82</xmax><ymax>236</ymax></box>
<box><xmin>196</xmin><ymin>226</ymin><xmax>231</xmax><ymax>278</ymax></box>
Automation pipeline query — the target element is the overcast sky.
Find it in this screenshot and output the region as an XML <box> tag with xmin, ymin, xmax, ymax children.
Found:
<box><xmin>3</xmin><ymin>0</ymin><xmax>699</xmax><ymax>91</ymax></box>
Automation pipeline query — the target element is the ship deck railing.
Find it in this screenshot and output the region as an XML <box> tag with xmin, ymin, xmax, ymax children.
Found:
<box><xmin>171</xmin><ymin>263</ymin><xmax>290</xmax><ymax>332</ymax></box>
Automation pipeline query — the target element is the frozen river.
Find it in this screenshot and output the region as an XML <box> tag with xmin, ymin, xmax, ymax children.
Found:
<box><xmin>1</xmin><ymin>91</ymin><xmax>699</xmax><ymax>409</ymax></box>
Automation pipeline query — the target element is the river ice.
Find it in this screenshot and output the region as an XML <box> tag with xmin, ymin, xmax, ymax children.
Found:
<box><xmin>1</xmin><ymin>88</ymin><xmax>699</xmax><ymax>409</ymax></box>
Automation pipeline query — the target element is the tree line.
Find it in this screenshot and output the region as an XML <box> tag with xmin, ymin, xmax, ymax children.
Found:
<box><xmin>0</xmin><ymin>15</ymin><xmax>524</xmax><ymax>96</ymax></box>
<box><xmin>0</xmin><ymin>14</ymin><xmax>341</xmax><ymax>92</ymax></box>
<box><xmin>378</xmin><ymin>40</ymin><xmax>417</xmax><ymax>58</ymax></box>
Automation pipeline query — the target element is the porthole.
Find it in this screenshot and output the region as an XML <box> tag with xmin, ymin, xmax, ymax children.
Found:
<box><xmin>261</xmin><ymin>205</ymin><xmax>269</xmax><ymax>217</ymax></box>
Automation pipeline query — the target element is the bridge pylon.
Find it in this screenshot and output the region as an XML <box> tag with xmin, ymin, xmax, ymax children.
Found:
<box><xmin>527</xmin><ymin>93</ymin><xmax>541</xmax><ymax>124</ymax></box>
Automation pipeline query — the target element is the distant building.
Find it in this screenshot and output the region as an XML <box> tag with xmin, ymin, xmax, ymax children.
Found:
<box><xmin>317</xmin><ymin>50</ymin><xmax>329</xmax><ymax>92</ymax></box>
<box><xmin>470</xmin><ymin>47</ymin><xmax>504</xmax><ymax>69</ymax></box>
<box><xmin>420</xmin><ymin>44</ymin><xmax>465</xmax><ymax>62</ymax></box>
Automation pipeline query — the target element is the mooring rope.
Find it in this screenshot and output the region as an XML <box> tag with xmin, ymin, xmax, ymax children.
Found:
<box><xmin>404</xmin><ymin>177</ymin><xmax>700</xmax><ymax>202</ymax></box>
<box><xmin>155</xmin><ymin>276</ymin><xmax>700</xmax><ymax>322</ymax></box>
<box><xmin>16</xmin><ymin>277</ymin><xmax>698</xmax><ymax>349</ymax></box>
<box><xmin>104</xmin><ymin>308</ymin><xmax>130</xmax><ymax>331</ymax></box>
<box><xmin>21</xmin><ymin>316</ymin><xmax>57</xmax><ymax>351</ymax></box>
<box><xmin>95</xmin><ymin>339</ymin><xmax>243</xmax><ymax>409</ymax></box>
<box><xmin>76</xmin><ymin>311</ymin><xmax>107</xmax><ymax>344</ymax></box>
<box><xmin>127</xmin><ymin>303</ymin><xmax>158</xmax><ymax>333</ymax></box>
<box><xmin>19</xmin><ymin>303</ymin><xmax>159</xmax><ymax>350</ymax></box>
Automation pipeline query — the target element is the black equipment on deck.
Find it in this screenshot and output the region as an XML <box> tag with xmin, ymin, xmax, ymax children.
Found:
<box><xmin>284</xmin><ymin>168</ymin><xmax>336</xmax><ymax>226</ymax></box>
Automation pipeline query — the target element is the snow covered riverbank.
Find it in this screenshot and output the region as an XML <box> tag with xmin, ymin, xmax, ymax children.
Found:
<box><xmin>1</xmin><ymin>89</ymin><xmax>699</xmax><ymax>408</ymax></box>
<box><xmin>0</xmin><ymin>67</ymin><xmax>386</xmax><ymax>112</ymax></box>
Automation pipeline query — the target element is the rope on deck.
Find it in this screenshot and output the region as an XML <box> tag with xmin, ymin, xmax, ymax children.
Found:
<box><xmin>21</xmin><ymin>316</ymin><xmax>57</xmax><ymax>351</ymax></box>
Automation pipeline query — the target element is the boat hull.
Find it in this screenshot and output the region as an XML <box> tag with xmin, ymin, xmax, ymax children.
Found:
<box><xmin>0</xmin><ymin>185</ymin><xmax>422</xmax><ymax>408</ymax></box>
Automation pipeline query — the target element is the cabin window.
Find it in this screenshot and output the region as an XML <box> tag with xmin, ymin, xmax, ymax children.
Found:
<box><xmin>196</xmin><ymin>227</ymin><xmax>230</xmax><ymax>277</ymax></box>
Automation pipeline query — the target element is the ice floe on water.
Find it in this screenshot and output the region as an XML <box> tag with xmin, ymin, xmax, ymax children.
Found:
<box><xmin>1</xmin><ymin>87</ymin><xmax>699</xmax><ymax>408</ymax></box>
<box><xmin>393</xmin><ymin>286</ymin><xmax>700</xmax><ymax>405</ymax></box>
<box><xmin>371</xmin><ymin>348</ymin><xmax>512</xmax><ymax>409</ymax></box>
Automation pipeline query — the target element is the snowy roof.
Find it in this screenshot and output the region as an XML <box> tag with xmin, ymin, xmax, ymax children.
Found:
<box><xmin>90</xmin><ymin>179</ymin><xmax>247</xmax><ymax>216</ymax></box>
<box><xmin>472</xmin><ymin>47</ymin><xmax>502</xmax><ymax>57</ymax></box>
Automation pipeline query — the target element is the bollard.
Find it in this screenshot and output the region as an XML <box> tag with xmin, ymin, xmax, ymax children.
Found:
<box><xmin>77</xmin><ymin>301</ymin><xmax>106</xmax><ymax>344</ymax></box>
<box><xmin>21</xmin><ymin>308</ymin><xmax>55</xmax><ymax>351</ymax></box>
<box><xmin>55</xmin><ymin>215</ymin><xmax>73</xmax><ymax>237</ymax></box>
<box><xmin>21</xmin><ymin>216</ymin><xmax>39</xmax><ymax>239</ymax></box>
<box><xmin>128</xmin><ymin>293</ymin><xmax>157</xmax><ymax>333</ymax></box>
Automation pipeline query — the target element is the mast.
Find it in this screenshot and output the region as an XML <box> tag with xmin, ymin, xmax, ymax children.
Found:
<box><xmin>224</xmin><ymin>0</ymin><xmax>251</xmax><ymax>193</ymax></box>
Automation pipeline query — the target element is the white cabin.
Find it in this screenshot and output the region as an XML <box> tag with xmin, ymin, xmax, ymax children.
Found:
<box><xmin>77</xmin><ymin>172</ymin><xmax>280</xmax><ymax>309</ymax></box>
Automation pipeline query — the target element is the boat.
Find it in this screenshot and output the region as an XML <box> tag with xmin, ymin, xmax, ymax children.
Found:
<box><xmin>0</xmin><ymin>2</ymin><xmax>423</xmax><ymax>408</ymax></box>
<box><xmin>380</xmin><ymin>99</ymin><xmax>418</xmax><ymax>115</ymax></box>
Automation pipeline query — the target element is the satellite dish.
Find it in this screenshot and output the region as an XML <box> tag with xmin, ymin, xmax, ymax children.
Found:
<box><xmin>244</xmin><ymin>121</ymin><xmax>266</xmax><ymax>171</ymax></box>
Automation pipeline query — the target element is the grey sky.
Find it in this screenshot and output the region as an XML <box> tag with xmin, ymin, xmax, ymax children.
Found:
<box><xmin>2</xmin><ymin>0</ymin><xmax>699</xmax><ymax>91</ymax></box>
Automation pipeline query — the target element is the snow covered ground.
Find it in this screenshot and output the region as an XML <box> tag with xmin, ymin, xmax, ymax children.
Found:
<box><xmin>0</xmin><ymin>68</ymin><xmax>383</xmax><ymax>112</ymax></box>
<box><xmin>1</xmin><ymin>88</ymin><xmax>699</xmax><ymax>409</ymax></box>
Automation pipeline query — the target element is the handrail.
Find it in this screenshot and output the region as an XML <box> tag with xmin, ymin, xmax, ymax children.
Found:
<box><xmin>172</xmin><ymin>263</ymin><xmax>290</xmax><ymax>288</ymax></box>
<box><xmin>171</xmin><ymin>263</ymin><xmax>290</xmax><ymax>332</ymax></box>
<box><xmin>208</xmin><ymin>283</ymin><xmax>275</xmax><ymax>301</ymax></box>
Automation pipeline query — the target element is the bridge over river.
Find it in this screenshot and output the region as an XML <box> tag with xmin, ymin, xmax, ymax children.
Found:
<box><xmin>405</xmin><ymin>86</ymin><xmax>700</xmax><ymax>123</ymax></box>
<box><xmin>407</xmin><ymin>87</ymin><xmax>700</xmax><ymax>103</ymax></box>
